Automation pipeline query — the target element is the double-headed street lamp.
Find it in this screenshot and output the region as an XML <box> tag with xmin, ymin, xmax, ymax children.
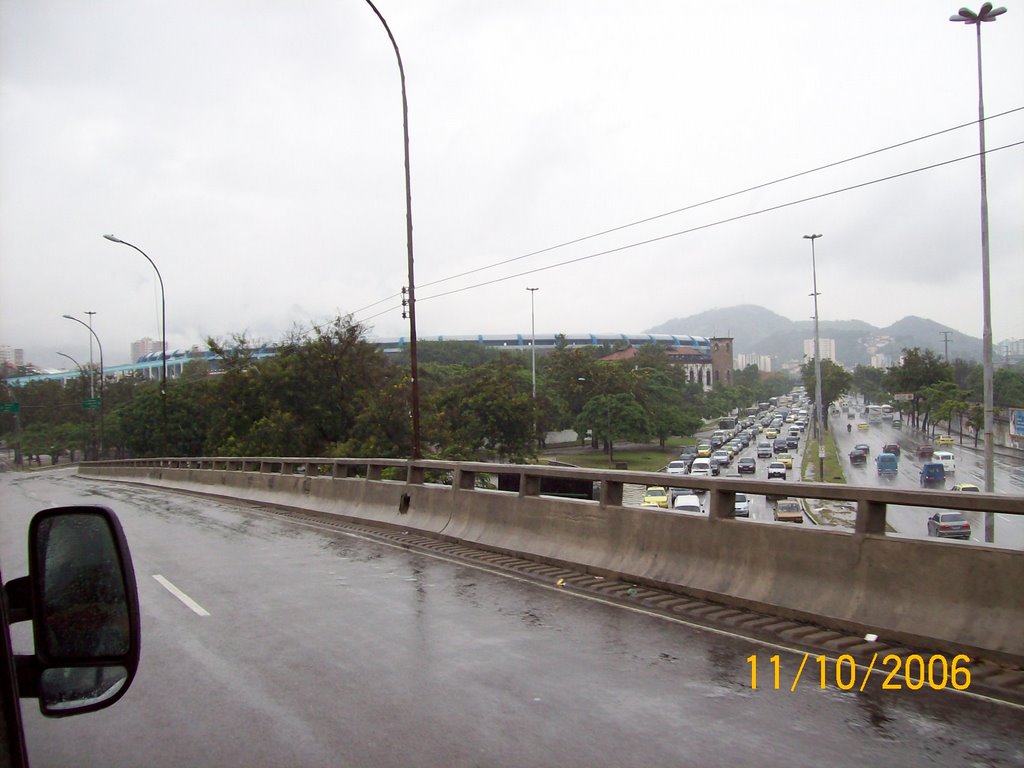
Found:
<box><xmin>57</xmin><ymin>352</ymin><xmax>88</xmax><ymax>461</ymax></box>
<box><xmin>803</xmin><ymin>234</ymin><xmax>825</xmax><ymax>483</ymax></box>
<box><xmin>103</xmin><ymin>234</ymin><xmax>167</xmax><ymax>455</ymax></box>
<box><xmin>949</xmin><ymin>3</ymin><xmax>1005</xmax><ymax>541</ymax></box>
<box><xmin>62</xmin><ymin>314</ymin><xmax>105</xmax><ymax>460</ymax></box>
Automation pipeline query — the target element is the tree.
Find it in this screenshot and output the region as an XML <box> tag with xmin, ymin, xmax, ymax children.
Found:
<box><xmin>800</xmin><ymin>359</ymin><xmax>852</xmax><ymax>430</ymax></box>
<box><xmin>431</xmin><ymin>355</ymin><xmax>535</xmax><ymax>462</ymax></box>
<box><xmin>574</xmin><ymin>393</ymin><xmax>651</xmax><ymax>465</ymax></box>
<box><xmin>852</xmin><ymin>365</ymin><xmax>888</xmax><ymax>405</ymax></box>
<box><xmin>885</xmin><ymin>348</ymin><xmax>952</xmax><ymax>429</ymax></box>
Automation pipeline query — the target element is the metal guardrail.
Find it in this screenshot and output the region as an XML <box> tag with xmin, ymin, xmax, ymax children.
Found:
<box><xmin>84</xmin><ymin>457</ymin><xmax>1022</xmax><ymax>539</ymax></box>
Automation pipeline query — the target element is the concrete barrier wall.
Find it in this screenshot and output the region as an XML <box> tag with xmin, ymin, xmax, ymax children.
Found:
<box><xmin>80</xmin><ymin>464</ymin><xmax>1024</xmax><ymax>665</ymax></box>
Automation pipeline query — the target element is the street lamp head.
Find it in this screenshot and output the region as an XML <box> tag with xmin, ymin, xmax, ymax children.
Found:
<box><xmin>102</xmin><ymin>234</ymin><xmax>123</xmax><ymax>243</ymax></box>
<box><xmin>62</xmin><ymin>314</ymin><xmax>74</xmax><ymax>320</ymax></box>
<box><xmin>803</xmin><ymin>234</ymin><xmax>823</xmax><ymax>240</ymax></box>
<box><xmin>950</xmin><ymin>4</ymin><xmax>1007</xmax><ymax>23</ymax></box>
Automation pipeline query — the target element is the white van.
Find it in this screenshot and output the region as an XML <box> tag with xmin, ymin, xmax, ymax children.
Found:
<box><xmin>689</xmin><ymin>457</ymin><xmax>713</xmax><ymax>477</ymax></box>
<box><xmin>672</xmin><ymin>494</ymin><xmax>703</xmax><ymax>514</ymax></box>
<box><xmin>933</xmin><ymin>451</ymin><xmax>956</xmax><ymax>474</ymax></box>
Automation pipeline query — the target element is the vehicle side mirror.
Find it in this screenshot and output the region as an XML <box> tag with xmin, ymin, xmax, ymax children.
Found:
<box><xmin>7</xmin><ymin>506</ymin><xmax>141</xmax><ymax>717</ymax></box>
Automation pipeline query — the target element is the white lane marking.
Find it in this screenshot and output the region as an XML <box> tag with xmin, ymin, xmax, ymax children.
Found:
<box><xmin>153</xmin><ymin>575</ymin><xmax>210</xmax><ymax>616</ymax></box>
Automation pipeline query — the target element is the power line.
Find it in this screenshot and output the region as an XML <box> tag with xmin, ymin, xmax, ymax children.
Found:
<box><xmin>350</xmin><ymin>110</ymin><xmax>1023</xmax><ymax>324</ymax></box>
<box><xmin>415</xmin><ymin>107</ymin><xmax>1023</xmax><ymax>291</ymax></box>
<box><xmin>413</xmin><ymin>140</ymin><xmax>1023</xmax><ymax>303</ymax></box>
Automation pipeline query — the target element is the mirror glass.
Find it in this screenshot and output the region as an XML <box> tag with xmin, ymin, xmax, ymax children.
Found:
<box><xmin>40</xmin><ymin>666</ymin><xmax>128</xmax><ymax>712</ymax></box>
<box><xmin>35</xmin><ymin>513</ymin><xmax>130</xmax><ymax>659</ymax></box>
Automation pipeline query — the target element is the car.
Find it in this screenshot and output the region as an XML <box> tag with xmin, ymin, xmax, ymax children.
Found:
<box><xmin>734</xmin><ymin>493</ymin><xmax>751</xmax><ymax>517</ymax></box>
<box><xmin>776</xmin><ymin>452</ymin><xmax>793</xmax><ymax>469</ymax></box>
<box><xmin>854</xmin><ymin>443</ymin><xmax>870</xmax><ymax>455</ymax></box>
<box><xmin>936</xmin><ymin>435</ymin><xmax>955</xmax><ymax>446</ymax></box>
<box><xmin>920</xmin><ymin>462</ymin><xmax>945</xmax><ymax>488</ymax></box>
<box><xmin>857</xmin><ymin>422</ymin><xmax>870</xmax><ymax>431</ymax></box>
<box><xmin>688</xmin><ymin>458</ymin><xmax>714</xmax><ymax>484</ymax></box>
<box><xmin>773</xmin><ymin>437</ymin><xmax>788</xmax><ymax>454</ymax></box>
<box><xmin>927</xmin><ymin>511</ymin><xmax>971</xmax><ymax>540</ymax></box>
<box><xmin>696</xmin><ymin>443</ymin><xmax>713</xmax><ymax>458</ymax></box>
<box><xmin>671</xmin><ymin>493</ymin><xmax>703</xmax><ymax>514</ymax></box>
<box><xmin>679</xmin><ymin>445</ymin><xmax>698</xmax><ymax>458</ymax></box>
<box><xmin>849</xmin><ymin>448</ymin><xmax>867</xmax><ymax>466</ymax></box>
<box><xmin>764</xmin><ymin>428</ymin><xmax>779</xmax><ymax>440</ymax></box>
<box><xmin>932</xmin><ymin>450</ymin><xmax>956</xmax><ymax>474</ymax></box>
<box><xmin>952</xmin><ymin>482</ymin><xmax>980</xmax><ymax>492</ymax></box>
<box><xmin>773</xmin><ymin>499</ymin><xmax>803</xmax><ymax>523</ymax></box>
<box><xmin>756</xmin><ymin>441</ymin><xmax>773</xmax><ymax>458</ymax></box>
<box><xmin>643</xmin><ymin>486</ymin><xmax>669</xmax><ymax>507</ymax></box>
<box><xmin>786</xmin><ymin>434</ymin><xmax>800</xmax><ymax>449</ymax></box>
<box><xmin>916</xmin><ymin>444</ymin><xmax>934</xmax><ymax>459</ymax></box>
<box><xmin>737</xmin><ymin>457</ymin><xmax>756</xmax><ymax>474</ymax></box>
<box><xmin>666</xmin><ymin>460</ymin><xmax>689</xmax><ymax>475</ymax></box>
<box><xmin>767</xmin><ymin>461</ymin><xmax>787</xmax><ymax>479</ymax></box>
<box><xmin>711</xmin><ymin>450</ymin><xmax>732</xmax><ymax>467</ymax></box>
<box><xmin>891</xmin><ymin>415</ymin><xmax>903</xmax><ymax>428</ymax></box>
<box><xmin>882</xmin><ymin>443</ymin><xmax>900</xmax><ymax>457</ymax></box>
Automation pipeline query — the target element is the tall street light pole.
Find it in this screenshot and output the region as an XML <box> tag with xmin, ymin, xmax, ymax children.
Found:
<box><xmin>950</xmin><ymin>3</ymin><xmax>1005</xmax><ymax>542</ymax></box>
<box><xmin>804</xmin><ymin>234</ymin><xmax>825</xmax><ymax>483</ymax></box>
<box><xmin>62</xmin><ymin>314</ymin><xmax>104</xmax><ymax>460</ymax></box>
<box><xmin>104</xmin><ymin>234</ymin><xmax>167</xmax><ymax>456</ymax></box>
<box><xmin>364</xmin><ymin>0</ymin><xmax>421</xmax><ymax>460</ymax></box>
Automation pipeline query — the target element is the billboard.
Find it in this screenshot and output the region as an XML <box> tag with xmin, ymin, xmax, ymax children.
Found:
<box><xmin>1011</xmin><ymin>408</ymin><xmax>1024</xmax><ymax>439</ymax></box>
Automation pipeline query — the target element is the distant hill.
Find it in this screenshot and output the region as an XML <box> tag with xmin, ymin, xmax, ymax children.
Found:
<box><xmin>646</xmin><ymin>306</ymin><xmax>982</xmax><ymax>367</ymax></box>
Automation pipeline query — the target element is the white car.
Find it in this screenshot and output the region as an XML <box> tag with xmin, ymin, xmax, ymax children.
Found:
<box><xmin>672</xmin><ymin>494</ymin><xmax>703</xmax><ymax>514</ymax></box>
<box><xmin>767</xmin><ymin>461</ymin><xmax>787</xmax><ymax>480</ymax></box>
<box><xmin>734</xmin><ymin>493</ymin><xmax>750</xmax><ymax>517</ymax></box>
<box><xmin>666</xmin><ymin>460</ymin><xmax>689</xmax><ymax>475</ymax></box>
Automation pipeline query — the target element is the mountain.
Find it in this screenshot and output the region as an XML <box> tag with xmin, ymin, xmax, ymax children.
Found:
<box><xmin>646</xmin><ymin>305</ymin><xmax>794</xmax><ymax>349</ymax></box>
<box><xmin>646</xmin><ymin>306</ymin><xmax>982</xmax><ymax>367</ymax></box>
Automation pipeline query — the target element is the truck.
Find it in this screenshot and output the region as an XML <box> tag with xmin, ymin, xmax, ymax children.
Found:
<box><xmin>876</xmin><ymin>452</ymin><xmax>898</xmax><ymax>477</ymax></box>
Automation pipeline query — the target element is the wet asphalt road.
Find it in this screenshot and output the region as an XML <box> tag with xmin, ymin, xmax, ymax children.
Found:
<box><xmin>2</xmin><ymin>470</ymin><xmax>1022</xmax><ymax>768</ymax></box>
<box><xmin>829</xmin><ymin>411</ymin><xmax>1024</xmax><ymax>548</ymax></box>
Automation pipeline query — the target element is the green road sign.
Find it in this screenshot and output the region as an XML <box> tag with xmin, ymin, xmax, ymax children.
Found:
<box><xmin>82</xmin><ymin>398</ymin><xmax>102</xmax><ymax>410</ymax></box>
<box><xmin>0</xmin><ymin>402</ymin><xmax>20</xmax><ymax>413</ymax></box>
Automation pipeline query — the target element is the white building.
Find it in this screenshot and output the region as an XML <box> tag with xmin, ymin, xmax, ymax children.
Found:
<box><xmin>735</xmin><ymin>353</ymin><xmax>773</xmax><ymax>373</ymax></box>
<box><xmin>130</xmin><ymin>337</ymin><xmax>164</xmax><ymax>363</ymax></box>
<box><xmin>803</xmin><ymin>338</ymin><xmax>836</xmax><ymax>362</ymax></box>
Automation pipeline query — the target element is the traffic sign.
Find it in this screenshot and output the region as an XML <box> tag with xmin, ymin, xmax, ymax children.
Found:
<box><xmin>82</xmin><ymin>398</ymin><xmax>102</xmax><ymax>410</ymax></box>
<box><xmin>892</xmin><ymin>393</ymin><xmax>914</xmax><ymax>402</ymax></box>
<box><xmin>0</xmin><ymin>402</ymin><xmax>19</xmax><ymax>413</ymax></box>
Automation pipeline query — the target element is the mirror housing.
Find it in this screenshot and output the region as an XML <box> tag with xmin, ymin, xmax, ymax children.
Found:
<box><xmin>5</xmin><ymin>506</ymin><xmax>140</xmax><ymax>717</ymax></box>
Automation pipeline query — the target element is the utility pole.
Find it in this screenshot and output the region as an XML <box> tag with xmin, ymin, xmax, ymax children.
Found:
<box><xmin>941</xmin><ymin>331</ymin><xmax>952</xmax><ymax>362</ymax></box>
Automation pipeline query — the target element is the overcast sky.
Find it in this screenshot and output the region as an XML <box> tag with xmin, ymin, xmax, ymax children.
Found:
<box><xmin>2</xmin><ymin>1</ymin><xmax>1022</xmax><ymax>369</ymax></box>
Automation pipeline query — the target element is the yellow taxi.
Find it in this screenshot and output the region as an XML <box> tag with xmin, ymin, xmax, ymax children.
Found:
<box><xmin>776</xmin><ymin>452</ymin><xmax>794</xmax><ymax>469</ymax></box>
<box><xmin>764</xmin><ymin>428</ymin><xmax>779</xmax><ymax>440</ymax></box>
<box><xmin>642</xmin><ymin>486</ymin><xmax>669</xmax><ymax>508</ymax></box>
<box><xmin>951</xmin><ymin>482</ymin><xmax>980</xmax><ymax>492</ymax></box>
<box><xmin>696</xmin><ymin>443</ymin><xmax>713</xmax><ymax>458</ymax></box>
<box><xmin>857</xmin><ymin>422</ymin><xmax>870</xmax><ymax>431</ymax></box>
<box><xmin>936</xmin><ymin>435</ymin><xmax>955</xmax><ymax>446</ymax></box>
